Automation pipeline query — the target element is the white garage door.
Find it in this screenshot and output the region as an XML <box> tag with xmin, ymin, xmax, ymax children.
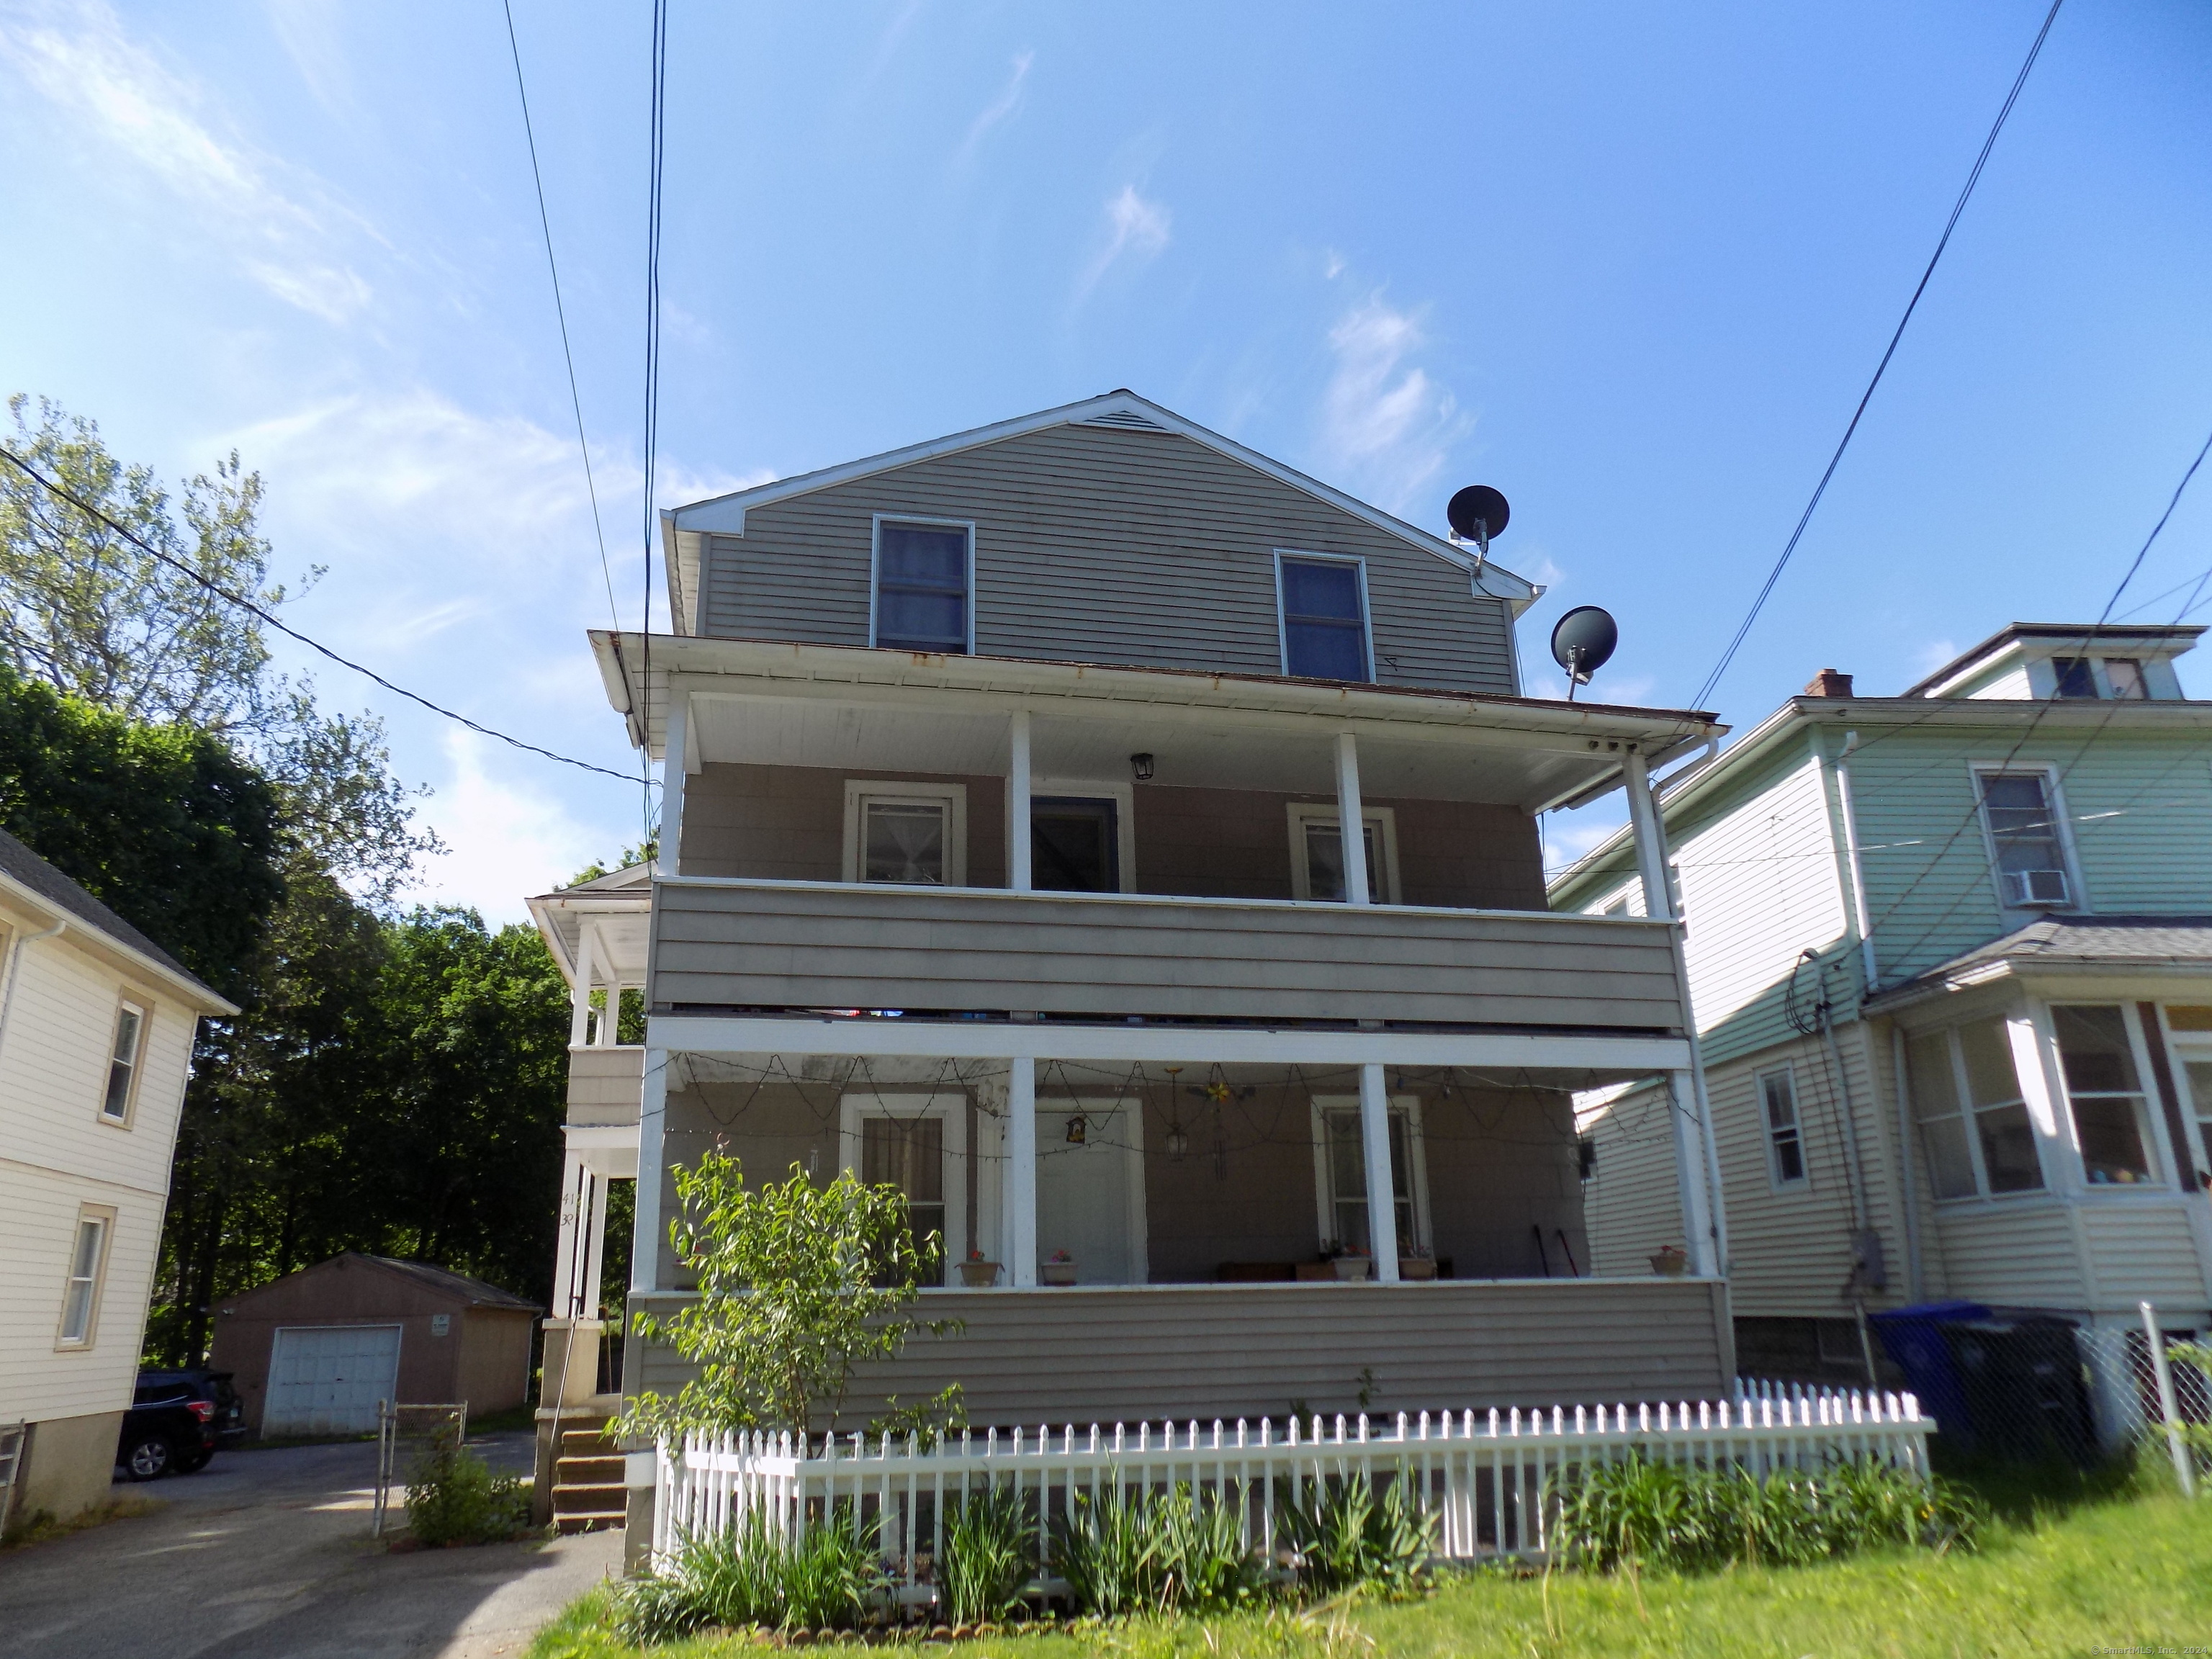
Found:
<box><xmin>264</xmin><ymin>1324</ymin><xmax>403</xmax><ymax>1436</ymax></box>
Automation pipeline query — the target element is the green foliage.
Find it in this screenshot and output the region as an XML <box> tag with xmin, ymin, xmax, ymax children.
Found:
<box><xmin>1152</xmin><ymin>1488</ymin><xmax>1272</xmax><ymax>1612</ymax></box>
<box><xmin>867</xmin><ymin>1383</ymin><xmax>968</xmax><ymax>1445</ymax></box>
<box><xmin>1053</xmin><ymin>1485</ymin><xmax>1273</xmax><ymax>1617</ymax></box>
<box><xmin>943</xmin><ymin>1485</ymin><xmax>1037</xmax><ymax>1625</ymax></box>
<box><xmin>609</xmin><ymin>1513</ymin><xmax>884</xmax><ymax>1640</ymax></box>
<box><xmin>1550</xmin><ymin>1453</ymin><xmax>1983</xmax><ymax>1574</ymax></box>
<box><xmin>403</xmin><ymin>1437</ymin><xmax>529</xmax><ymax>1547</ymax></box>
<box><xmin>1281</xmin><ymin>1474</ymin><xmax>1436</xmax><ymax>1598</ymax></box>
<box><xmin>619</xmin><ymin>1152</ymin><xmax>954</xmax><ymax>1439</ymax></box>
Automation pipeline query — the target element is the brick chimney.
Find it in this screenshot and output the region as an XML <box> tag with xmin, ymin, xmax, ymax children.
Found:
<box><xmin>1804</xmin><ymin>668</ymin><xmax>1854</xmax><ymax>698</ymax></box>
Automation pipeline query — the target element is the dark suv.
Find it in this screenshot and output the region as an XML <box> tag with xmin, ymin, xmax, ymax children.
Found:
<box><xmin>117</xmin><ymin>1370</ymin><xmax>243</xmax><ymax>1480</ymax></box>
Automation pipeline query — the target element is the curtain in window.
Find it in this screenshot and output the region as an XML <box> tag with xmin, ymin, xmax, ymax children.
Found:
<box><xmin>863</xmin><ymin>801</ymin><xmax>948</xmax><ymax>884</ymax></box>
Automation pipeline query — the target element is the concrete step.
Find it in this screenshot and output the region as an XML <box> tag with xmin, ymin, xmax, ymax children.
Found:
<box><xmin>552</xmin><ymin>1481</ymin><xmax>626</xmax><ymax>1516</ymax></box>
<box><xmin>555</xmin><ymin>1455</ymin><xmax>625</xmax><ymax>1485</ymax></box>
<box><xmin>554</xmin><ymin>1510</ymin><xmax>625</xmax><ymax>1534</ymax></box>
<box><xmin>559</xmin><ymin>1426</ymin><xmax>614</xmax><ymax>1457</ymax></box>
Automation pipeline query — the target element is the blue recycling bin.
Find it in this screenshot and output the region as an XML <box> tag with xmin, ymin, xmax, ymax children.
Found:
<box><xmin>1868</xmin><ymin>1301</ymin><xmax>1988</xmax><ymax>1444</ymax></box>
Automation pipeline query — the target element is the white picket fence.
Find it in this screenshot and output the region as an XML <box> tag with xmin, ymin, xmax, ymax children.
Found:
<box><xmin>652</xmin><ymin>1386</ymin><xmax>1931</xmax><ymax>1575</ymax></box>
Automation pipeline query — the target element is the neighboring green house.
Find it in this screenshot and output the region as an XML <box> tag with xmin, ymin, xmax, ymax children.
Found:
<box><xmin>1551</xmin><ymin>623</ymin><xmax>2212</xmax><ymax>1390</ymax></box>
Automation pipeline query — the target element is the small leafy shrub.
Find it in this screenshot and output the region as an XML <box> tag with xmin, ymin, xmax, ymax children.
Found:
<box><xmin>610</xmin><ymin>1510</ymin><xmax>884</xmax><ymax>1640</ymax></box>
<box><xmin>942</xmin><ymin>1485</ymin><xmax>1035</xmax><ymax>1625</ymax></box>
<box><xmin>403</xmin><ymin>1439</ymin><xmax>529</xmax><ymax>1547</ymax></box>
<box><xmin>1551</xmin><ymin>1453</ymin><xmax>1982</xmax><ymax>1573</ymax></box>
<box><xmin>1281</xmin><ymin>1473</ymin><xmax>1437</xmax><ymax>1598</ymax></box>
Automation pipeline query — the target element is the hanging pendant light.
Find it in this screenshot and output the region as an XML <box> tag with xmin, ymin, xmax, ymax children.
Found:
<box><xmin>1162</xmin><ymin>1065</ymin><xmax>1187</xmax><ymax>1160</ymax></box>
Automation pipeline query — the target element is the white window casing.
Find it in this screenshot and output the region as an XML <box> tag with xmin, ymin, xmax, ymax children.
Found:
<box><xmin>1758</xmin><ymin>1065</ymin><xmax>1808</xmax><ymax>1189</ymax></box>
<box><xmin>869</xmin><ymin>516</ymin><xmax>976</xmax><ymax>655</ymax></box>
<box><xmin>1310</xmin><ymin>1095</ymin><xmax>1429</xmax><ymax>1258</ymax></box>
<box><xmin>2048</xmin><ymin>1004</ymin><xmax>2164</xmax><ymax>1189</ymax></box>
<box><xmin>840</xmin><ymin>1091</ymin><xmax>970</xmax><ymax>1281</ymax></box>
<box><xmin>57</xmin><ymin>1207</ymin><xmax>113</xmax><ymax>1347</ymax></box>
<box><xmin>842</xmin><ymin>781</ymin><xmax>968</xmax><ymax>886</ymax></box>
<box><xmin>1969</xmin><ymin>763</ymin><xmax>2085</xmax><ymax>914</ymax></box>
<box><xmin>1272</xmin><ymin>550</ymin><xmax>1376</xmax><ymax>683</ymax></box>
<box><xmin>1902</xmin><ymin>1015</ymin><xmax>2049</xmax><ymax>1200</ymax></box>
<box><xmin>101</xmin><ymin>998</ymin><xmax>147</xmax><ymax>1125</ymax></box>
<box><xmin>1287</xmin><ymin>803</ymin><xmax>1401</xmax><ymax>904</ymax></box>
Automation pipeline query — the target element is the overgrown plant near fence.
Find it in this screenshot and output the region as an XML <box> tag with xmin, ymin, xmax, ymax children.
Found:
<box><xmin>612</xmin><ymin>1510</ymin><xmax>884</xmax><ymax>1642</ymax></box>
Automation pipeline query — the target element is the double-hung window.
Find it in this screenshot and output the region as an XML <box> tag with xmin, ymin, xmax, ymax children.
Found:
<box><xmin>1759</xmin><ymin>1067</ymin><xmax>1807</xmax><ymax>1187</ymax></box>
<box><xmin>2051</xmin><ymin>1005</ymin><xmax>2159</xmax><ymax>1186</ymax></box>
<box><xmin>860</xmin><ymin>1114</ymin><xmax>948</xmax><ymax>1285</ymax></box>
<box><xmin>1316</xmin><ymin>1104</ymin><xmax>1424</xmax><ymax>1258</ymax></box>
<box><xmin>1276</xmin><ymin>554</ymin><xmax>1371</xmax><ymax>681</ymax></box>
<box><xmin>1977</xmin><ymin>770</ymin><xmax>2074</xmax><ymax>909</ymax></box>
<box><xmin>1905</xmin><ymin>1017</ymin><xmax>2044</xmax><ymax>1197</ymax></box>
<box><xmin>843</xmin><ymin>782</ymin><xmax>966</xmax><ymax>886</ymax></box>
<box><xmin>1287</xmin><ymin>804</ymin><xmax>1398</xmax><ymax>903</ymax></box>
<box><xmin>2170</xmin><ymin>1007</ymin><xmax>2212</xmax><ymax>1185</ymax></box>
<box><xmin>872</xmin><ymin>519</ymin><xmax>972</xmax><ymax>653</ymax></box>
<box><xmin>58</xmin><ymin>1210</ymin><xmax>111</xmax><ymax>1346</ymax></box>
<box><xmin>102</xmin><ymin>1002</ymin><xmax>145</xmax><ymax>1123</ymax></box>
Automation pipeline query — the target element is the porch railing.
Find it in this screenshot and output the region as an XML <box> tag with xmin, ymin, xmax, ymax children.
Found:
<box><xmin>652</xmin><ymin>1388</ymin><xmax>1931</xmax><ymax>1573</ymax></box>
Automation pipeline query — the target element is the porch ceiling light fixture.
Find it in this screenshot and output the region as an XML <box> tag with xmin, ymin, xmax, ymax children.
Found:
<box><xmin>1066</xmin><ymin>1113</ymin><xmax>1087</xmax><ymax>1144</ymax></box>
<box><xmin>1130</xmin><ymin>752</ymin><xmax>1155</xmax><ymax>782</ymax></box>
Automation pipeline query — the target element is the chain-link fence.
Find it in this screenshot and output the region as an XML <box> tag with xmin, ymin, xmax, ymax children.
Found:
<box><xmin>1749</xmin><ymin>1302</ymin><xmax>2209</xmax><ymax>1488</ymax></box>
<box><xmin>372</xmin><ymin>1401</ymin><xmax>469</xmax><ymax>1537</ymax></box>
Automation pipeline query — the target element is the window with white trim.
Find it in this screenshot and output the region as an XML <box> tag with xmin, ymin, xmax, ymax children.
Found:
<box><xmin>101</xmin><ymin>1001</ymin><xmax>145</xmax><ymax>1123</ymax></box>
<box><xmin>872</xmin><ymin>520</ymin><xmax>971</xmax><ymax>653</ymax></box>
<box><xmin>1759</xmin><ymin>1067</ymin><xmax>1807</xmax><ymax>1187</ymax></box>
<box><xmin>1315</xmin><ymin>1103</ymin><xmax>1426</xmax><ymax>1257</ymax></box>
<box><xmin>2104</xmin><ymin>657</ymin><xmax>2148</xmax><ymax>699</ymax></box>
<box><xmin>58</xmin><ymin>1209</ymin><xmax>111</xmax><ymax>1346</ymax></box>
<box><xmin>1276</xmin><ymin>554</ymin><xmax>1371</xmax><ymax>681</ymax></box>
<box><xmin>1904</xmin><ymin>1017</ymin><xmax>2044</xmax><ymax>1198</ymax></box>
<box><xmin>1287</xmin><ymin>804</ymin><xmax>1399</xmax><ymax>903</ymax></box>
<box><xmin>842</xmin><ymin>781</ymin><xmax>966</xmax><ymax>886</ymax></box>
<box><xmin>840</xmin><ymin>1092</ymin><xmax>967</xmax><ymax>1283</ymax></box>
<box><xmin>2051</xmin><ymin>1004</ymin><xmax>2159</xmax><ymax>1186</ymax></box>
<box><xmin>1975</xmin><ymin>770</ymin><xmax>2074</xmax><ymax>909</ymax></box>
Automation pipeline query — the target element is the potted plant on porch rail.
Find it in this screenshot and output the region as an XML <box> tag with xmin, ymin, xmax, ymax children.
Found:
<box><xmin>1040</xmin><ymin>1249</ymin><xmax>1079</xmax><ymax>1286</ymax></box>
<box><xmin>1398</xmin><ymin>1244</ymin><xmax>1438</xmax><ymax>1281</ymax></box>
<box><xmin>958</xmin><ymin>1249</ymin><xmax>1000</xmax><ymax>1287</ymax></box>
<box><xmin>1321</xmin><ymin>1238</ymin><xmax>1372</xmax><ymax>1281</ymax></box>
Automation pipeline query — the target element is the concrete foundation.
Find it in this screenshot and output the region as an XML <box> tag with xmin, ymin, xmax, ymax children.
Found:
<box><xmin>9</xmin><ymin>1410</ymin><xmax>123</xmax><ymax>1532</ymax></box>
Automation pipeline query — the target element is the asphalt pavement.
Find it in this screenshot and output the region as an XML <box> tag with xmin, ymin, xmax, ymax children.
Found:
<box><xmin>0</xmin><ymin>1433</ymin><xmax>622</xmax><ymax>1659</ymax></box>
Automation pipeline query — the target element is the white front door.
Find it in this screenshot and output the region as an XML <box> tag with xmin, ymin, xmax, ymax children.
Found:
<box><xmin>263</xmin><ymin>1323</ymin><xmax>403</xmax><ymax>1436</ymax></box>
<box><xmin>1034</xmin><ymin>1102</ymin><xmax>1146</xmax><ymax>1285</ymax></box>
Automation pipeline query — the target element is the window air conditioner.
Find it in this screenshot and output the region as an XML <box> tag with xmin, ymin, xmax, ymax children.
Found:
<box><xmin>2004</xmin><ymin>868</ymin><xmax>2070</xmax><ymax>907</ymax></box>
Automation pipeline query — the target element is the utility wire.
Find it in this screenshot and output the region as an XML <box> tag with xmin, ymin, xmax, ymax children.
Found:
<box><xmin>500</xmin><ymin>0</ymin><xmax>621</xmax><ymax>634</ymax></box>
<box><xmin>1691</xmin><ymin>0</ymin><xmax>2065</xmax><ymax>710</ymax></box>
<box><xmin>0</xmin><ymin>446</ymin><xmax>641</xmax><ymax>786</ymax></box>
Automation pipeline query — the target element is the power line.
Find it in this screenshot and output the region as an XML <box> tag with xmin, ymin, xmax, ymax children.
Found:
<box><xmin>1691</xmin><ymin>0</ymin><xmax>2066</xmax><ymax>711</ymax></box>
<box><xmin>0</xmin><ymin>445</ymin><xmax>642</xmax><ymax>786</ymax></box>
<box><xmin>500</xmin><ymin>0</ymin><xmax>621</xmax><ymax>634</ymax></box>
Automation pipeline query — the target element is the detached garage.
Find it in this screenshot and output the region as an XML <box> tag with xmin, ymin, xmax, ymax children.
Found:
<box><xmin>210</xmin><ymin>1254</ymin><xmax>539</xmax><ymax>1437</ymax></box>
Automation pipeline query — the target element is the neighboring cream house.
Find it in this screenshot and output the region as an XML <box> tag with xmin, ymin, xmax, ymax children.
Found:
<box><xmin>0</xmin><ymin>828</ymin><xmax>233</xmax><ymax>1530</ymax></box>
<box><xmin>1552</xmin><ymin>624</ymin><xmax>2212</xmax><ymax>1391</ymax></box>
<box><xmin>527</xmin><ymin>391</ymin><xmax>1747</xmax><ymax>1545</ymax></box>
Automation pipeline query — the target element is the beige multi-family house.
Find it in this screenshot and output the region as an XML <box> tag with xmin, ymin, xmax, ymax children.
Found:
<box><xmin>1553</xmin><ymin>624</ymin><xmax>2212</xmax><ymax>1406</ymax></box>
<box><xmin>0</xmin><ymin>828</ymin><xmax>233</xmax><ymax>1531</ymax></box>
<box><xmin>525</xmin><ymin>391</ymin><xmax>1742</xmax><ymax>1540</ymax></box>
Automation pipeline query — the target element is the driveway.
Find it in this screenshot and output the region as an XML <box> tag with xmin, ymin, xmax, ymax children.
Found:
<box><xmin>0</xmin><ymin>1434</ymin><xmax>623</xmax><ymax>1659</ymax></box>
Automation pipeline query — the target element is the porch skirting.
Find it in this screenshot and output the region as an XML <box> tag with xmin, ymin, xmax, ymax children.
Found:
<box><xmin>626</xmin><ymin>1277</ymin><xmax>1733</xmax><ymax>1427</ymax></box>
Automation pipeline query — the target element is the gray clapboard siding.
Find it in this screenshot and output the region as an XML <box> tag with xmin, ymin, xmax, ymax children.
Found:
<box><xmin>567</xmin><ymin>1047</ymin><xmax>644</xmax><ymax>1126</ymax></box>
<box><xmin>631</xmin><ymin>1278</ymin><xmax>1730</xmax><ymax>1424</ymax></box>
<box><xmin>701</xmin><ymin>423</ymin><xmax>1516</xmax><ymax>696</ymax></box>
<box><xmin>649</xmin><ymin>879</ymin><xmax>1684</xmax><ymax>1030</ymax></box>
<box><xmin>2076</xmin><ymin>1203</ymin><xmax>2211</xmax><ymax>1308</ymax></box>
<box><xmin>1928</xmin><ymin>1202</ymin><xmax>2087</xmax><ymax>1308</ymax></box>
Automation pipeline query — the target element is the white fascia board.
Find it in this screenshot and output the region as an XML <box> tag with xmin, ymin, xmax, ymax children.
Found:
<box><xmin>648</xmin><ymin>1014</ymin><xmax>1689</xmax><ymax>1073</ymax></box>
<box><xmin>666</xmin><ymin>391</ymin><xmax>1540</xmax><ymax>604</ymax></box>
<box><xmin>0</xmin><ymin>868</ymin><xmax>237</xmax><ymax>1015</ymax></box>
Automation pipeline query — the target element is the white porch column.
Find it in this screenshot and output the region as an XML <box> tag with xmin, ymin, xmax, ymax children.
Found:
<box><xmin>554</xmin><ymin>1150</ymin><xmax>593</xmax><ymax>1317</ymax></box>
<box><xmin>1008</xmin><ymin>710</ymin><xmax>1033</xmax><ymax>892</ymax></box>
<box><xmin>1359</xmin><ymin>1061</ymin><xmax>1401</xmax><ymax>1280</ymax></box>
<box><xmin>1007</xmin><ymin>1058</ymin><xmax>1037</xmax><ymax>1285</ymax></box>
<box><xmin>580</xmin><ymin>1166</ymin><xmax>611</xmax><ymax>1320</ymax></box>
<box><xmin>1334</xmin><ymin>732</ymin><xmax>1370</xmax><ymax>905</ymax></box>
<box><xmin>661</xmin><ymin>691</ymin><xmax>689</xmax><ymax>874</ymax></box>
<box><xmin>630</xmin><ymin>1048</ymin><xmax>670</xmax><ymax>1293</ymax></box>
<box><xmin>1624</xmin><ymin>750</ymin><xmax>1727</xmax><ymax>1278</ymax></box>
<box><xmin>569</xmin><ymin>925</ymin><xmax>596</xmax><ymax>1048</ymax></box>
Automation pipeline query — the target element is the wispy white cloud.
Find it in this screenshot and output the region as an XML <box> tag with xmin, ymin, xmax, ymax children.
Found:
<box><xmin>0</xmin><ymin>0</ymin><xmax>377</xmax><ymax>320</ymax></box>
<box><xmin>961</xmin><ymin>50</ymin><xmax>1033</xmax><ymax>157</ymax></box>
<box><xmin>1912</xmin><ymin>637</ymin><xmax>1960</xmax><ymax>675</ymax></box>
<box><xmin>1542</xmin><ymin>811</ymin><xmax>1629</xmax><ymax>880</ymax></box>
<box><xmin>1316</xmin><ymin>295</ymin><xmax>1468</xmax><ymax>515</ymax></box>
<box><xmin>1076</xmin><ymin>184</ymin><xmax>1171</xmax><ymax>301</ymax></box>
<box><xmin>412</xmin><ymin>729</ymin><xmax>613</xmax><ymax>922</ymax></box>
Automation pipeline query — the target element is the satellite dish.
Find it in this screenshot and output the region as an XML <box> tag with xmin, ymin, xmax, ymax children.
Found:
<box><xmin>1550</xmin><ymin>606</ymin><xmax>1618</xmax><ymax>702</ymax></box>
<box><xmin>1447</xmin><ymin>485</ymin><xmax>1510</xmax><ymax>549</ymax></box>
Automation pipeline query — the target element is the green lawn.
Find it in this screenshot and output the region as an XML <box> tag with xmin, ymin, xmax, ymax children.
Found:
<box><xmin>528</xmin><ymin>1484</ymin><xmax>2210</xmax><ymax>1658</ymax></box>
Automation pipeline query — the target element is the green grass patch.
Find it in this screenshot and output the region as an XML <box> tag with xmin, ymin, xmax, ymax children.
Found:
<box><xmin>528</xmin><ymin>1483</ymin><xmax>2210</xmax><ymax>1658</ymax></box>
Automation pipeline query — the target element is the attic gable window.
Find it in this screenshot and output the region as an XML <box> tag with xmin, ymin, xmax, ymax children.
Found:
<box><xmin>2052</xmin><ymin>657</ymin><xmax>2098</xmax><ymax>698</ymax></box>
<box><xmin>1276</xmin><ymin>553</ymin><xmax>1372</xmax><ymax>682</ymax></box>
<box><xmin>872</xmin><ymin>519</ymin><xmax>972</xmax><ymax>654</ymax></box>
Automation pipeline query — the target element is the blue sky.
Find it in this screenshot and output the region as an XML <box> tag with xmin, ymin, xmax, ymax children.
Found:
<box><xmin>3</xmin><ymin>0</ymin><xmax>2208</xmax><ymax>918</ymax></box>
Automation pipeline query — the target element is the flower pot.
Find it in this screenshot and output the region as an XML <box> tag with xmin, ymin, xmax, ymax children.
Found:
<box><xmin>1331</xmin><ymin>1255</ymin><xmax>1372</xmax><ymax>1281</ymax></box>
<box><xmin>1398</xmin><ymin>1257</ymin><xmax>1437</xmax><ymax>1280</ymax></box>
<box><xmin>1650</xmin><ymin>1249</ymin><xmax>1689</xmax><ymax>1277</ymax></box>
<box><xmin>958</xmin><ymin>1259</ymin><xmax>1000</xmax><ymax>1288</ymax></box>
<box><xmin>1040</xmin><ymin>1262</ymin><xmax>1079</xmax><ymax>1286</ymax></box>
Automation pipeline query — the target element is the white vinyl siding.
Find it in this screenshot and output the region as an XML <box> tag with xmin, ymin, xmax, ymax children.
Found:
<box><xmin>1575</xmin><ymin>1080</ymin><xmax>1687</xmax><ymax>1277</ymax></box>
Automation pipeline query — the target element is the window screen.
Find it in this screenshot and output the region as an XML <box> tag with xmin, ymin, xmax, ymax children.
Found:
<box><xmin>1279</xmin><ymin>558</ymin><xmax>1370</xmax><ymax>681</ymax></box>
<box><xmin>874</xmin><ymin>522</ymin><xmax>969</xmax><ymax>652</ymax></box>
